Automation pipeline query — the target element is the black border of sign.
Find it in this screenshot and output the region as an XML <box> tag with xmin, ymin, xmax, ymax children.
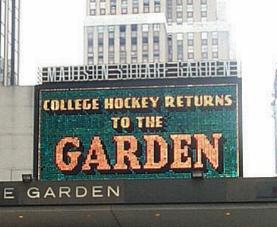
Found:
<box><xmin>33</xmin><ymin>77</ymin><xmax>243</xmax><ymax>180</ymax></box>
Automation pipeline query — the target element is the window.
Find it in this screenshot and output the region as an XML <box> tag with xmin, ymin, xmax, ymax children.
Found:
<box><xmin>142</xmin><ymin>24</ymin><xmax>149</xmax><ymax>32</ymax></box>
<box><xmin>121</xmin><ymin>0</ymin><xmax>128</xmax><ymax>14</ymax></box>
<box><xmin>144</xmin><ymin>0</ymin><xmax>150</xmax><ymax>13</ymax></box>
<box><xmin>98</xmin><ymin>33</ymin><xmax>104</xmax><ymax>46</ymax></box>
<box><xmin>212</xmin><ymin>52</ymin><xmax>218</xmax><ymax>59</ymax></box>
<box><xmin>188</xmin><ymin>46</ymin><xmax>194</xmax><ymax>60</ymax></box>
<box><xmin>167</xmin><ymin>0</ymin><xmax>173</xmax><ymax>22</ymax></box>
<box><xmin>154</xmin><ymin>0</ymin><xmax>161</xmax><ymax>12</ymax></box>
<box><xmin>109</xmin><ymin>54</ymin><xmax>115</xmax><ymax>64</ymax></box>
<box><xmin>90</xmin><ymin>9</ymin><xmax>96</xmax><ymax>15</ymax></box>
<box><xmin>201</xmin><ymin>32</ymin><xmax>208</xmax><ymax>45</ymax></box>
<box><xmin>120</xmin><ymin>25</ymin><xmax>126</xmax><ymax>32</ymax></box>
<box><xmin>188</xmin><ymin>52</ymin><xmax>194</xmax><ymax>59</ymax></box>
<box><xmin>120</xmin><ymin>25</ymin><xmax>126</xmax><ymax>52</ymax></box>
<box><xmin>120</xmin><ymin>37</ymin><xmax>126</xmax><ymax>46</ymax></box>
<box><xmin>187</xmin><ymin>33</ymin><xmax>194</xmax><ymax>46</ymax></box>
<box><xmin>154</xmin><ymin>24</ymin><xmax>160</xmax><ymax>31</ymax></box>
<box><xmin>109</xmin><ymin>31</ymin><xmax>114</xmax><ymax>47</ymax></box>
<box><xmin>88</xmin><ymin>57</ymin><xmax>94</xmax><ymax>65</ymax></box>
<box><xmin>142</xmin><ymin>53</ymin><xmax>148</xmax><ymax>63</ymax></box>
<box><xmin>187</xmin><ymin>11</ymin><xmax>193</xmax><ymax>18</ymax></box>
<box><xmin>201</xmin><ymin>52</ymin><xmax>208</xmax><ymax>59</ymax></box>
<box><xmin>97</xmin><ymin>26</ymin><xmax>104</xmax><ymax>32</ymax></box>
<box><xmin>98</xmin><ymin>54</ymin><xmax>104</xmax><ymax>64</ymax></box>
<box><xmin>133</xmin><ymin>0</ymin><xmax>139</xmax><ymax>13</ymax></box>
<box><xmin>154</xmin><ymin>35</ymin><xmax>159</xmax><ymax>44</ymax></box>
<box><xmin>201</xmin><ymin>46</ymin><xmax>208</xmax><ymax>52</ymax></box>
<box><xmin>212</xmin><ymin>32</ymin><xmax>218</xmax><ymax>45</ymax></box>
<box><xmin>154</xmin><ymin>51</ymin><xmax>160</xmax><ymax>61</ymax></box>
<box><xmin>177</xmin><ymin>40</ymin><xmax>183</xmax><ymax>61</ymax></box>
<box><xmin>177</xmin><ymin>12</ymin><xmax>183</xmax><ymax>18</ymax></box>
<box><xmin>131</xmin><ymin>51</ymin><xmax>137</xmax><ymax>63</ymax></box>
<box><xmin>201</xmin><ymin>39</ymin><xmax>208</xmax><ymax>45</ymax></box>
<box><xmin>120</xmin><ymin>52</ymin><xmax>126</xmax><ymax>63</ymax></box>
<box><xmin>87</xmin><ymin>29</ymin><xmax>94</xmax><ymax>54</ymax></box>
<box><xmin>108</xmin><ymin>26</ymin><xmax>115</xmax><ymax>63</ymax></box>
<box><xmin>110</xmin><ymin>0</ymin><xmax>116</xmax><ymax>14</ymax></box>
<box><xmin>142</xmin><ymin>32</ymin><xmax>149</xmax><ymax>44</ymax></box>
<box><xmin>131</xmin><ymin>24</ymin><xmax>138</xmax><ymax>32</ymax></box>
<box><xmin>132</xmin><ymin>37</ymin><xmax>137</xmax><ymax>45</ymax></box>
<box><xmin>168</xmin><ymin>35</ymin><xmax>173</xmax><ymax>61</ymax></box>
<box><xmin>201</xmin><ymin>11</ymin><xmax>207</xmax><ymax>18</ymax></box>
<box><xmin>100</xmin><ymin>9</ymin><xmax>106</xmax><ymax>15</ymax></box>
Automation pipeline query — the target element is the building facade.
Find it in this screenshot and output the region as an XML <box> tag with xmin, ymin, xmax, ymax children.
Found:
<box><xmin>84</xmin><ymin>0</ymin><xmax>230</xmax><ymax>65</ymax></box>
<box><xmin>0</xmin><ymin>0</ymin><xmax>20</xmax><ymax>86</ymax></box>
<box><xmin>274</xmin><ymin>71</ymin><xmax>277</xmax><ymax>174</ymax></box>
<box><xmin>0</xmin><ymin>85</ymin><xmax>33</xmax><ymax>181</ymax></box>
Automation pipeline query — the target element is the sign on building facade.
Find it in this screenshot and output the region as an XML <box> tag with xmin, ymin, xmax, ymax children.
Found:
<box><xmin>34</xmin><ymin>76</ymin><xmax>242</xmax><ymax>181</ymax></box>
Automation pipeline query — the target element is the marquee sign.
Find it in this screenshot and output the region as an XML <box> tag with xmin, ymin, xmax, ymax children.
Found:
<box><xmin>34</xmin><ymin>77</ymin><xmax>242</xmax><ymax>181</ymax></box>
<box><xmin>38</xmin><ymin>60</ymin><xmax>239</xmax><ymax>84</ymax></box>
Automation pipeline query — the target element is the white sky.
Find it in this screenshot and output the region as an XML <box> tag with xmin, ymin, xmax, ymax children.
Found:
<box><xmin>20</xmin><ymin>0</ymin><xmax>277</xmax><ymax>177</ymax></box>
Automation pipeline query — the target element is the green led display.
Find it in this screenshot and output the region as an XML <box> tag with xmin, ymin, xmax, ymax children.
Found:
<box><xmin>38</xmin><ymin>82</ymin><xmax>240</xmax><ymax>181</ymax></box>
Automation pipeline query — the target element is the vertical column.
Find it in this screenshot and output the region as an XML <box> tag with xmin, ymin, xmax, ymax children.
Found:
<box><xmin>159</xmin><ymin>25</ymin><xmax>167</xmax><ymax>62</ymax></box>
<box><xmin>4</xmin><ymin>0</ymin><xmax>10</xmax><ymax>86</ymax></box>
<box><xmin>126</xmin><ymin>24</ymin><xmax>131</xmax><ymax>63</ymax></box>
<box><xmin>137</xmin><ymin>24</ymin><xmax>142</xmax><ymax>63</ymax></box>
<box><xmin>211</xmin><ymin>0</ymin><xmax>219</xmax><ymax>21</ymax></box>
<box><xmin>149</xmin><ymin>0</ymin><xmax>154</xmax><ymax>13</ymax></box>
<box><xmin>103</xmin><ymin>26</ymin><xmax>109</xmax><ymax>64</ymax></box>
<box><xmin>217</xmin><ymin>31</ymin><xmax>230</xmax><ymax>60</ymax></box>
<box><xmin>93</xmin><ymin>26</ymin><xmax>98</xmax><ymax>64</ymax></box>
<box><xmin>194</xmin><ymin>32</ymin><xmax>201</xmax><ymax>60</ymax></box>
<box><xmin>128</xmin><ymin>0</ymin><xmax>132</xmax><ymax>14</ymax></box>
<box><xmin>183</xmin><ymin>33</ymin><xmax>188</xmax><ymax>61</ymax></box>
<box><xmin>116</xmin><ymin>0</ymin><xmax>121</xmax><ymax>15</ymax></box>
<box><xmin>84</xmin><ymin>27</ymin><xmax>88</xmax><ymax>64</ymax></box>
<box><xmin>16</xmin><ymin>0</ymin><xmax>20</xmax><ymax>84</ymax></box>
<box><xmin>106</xmin><ymin>0</ymin><xmax>110</xmax><ymax>15</ymax></box>
<box><xmin>139</xmin><ymin>0</ymin><xmax>144</xmax><ymax>13</ymax></box>
<box><xmin>148</xmin><ymin>24</ymin><xmax>153</xmax><ymax>63</ymax></box>
<box><xmin>11</xmin><ymin>0</ymin><xmax>16</xmax><ymax>85</ymax></box>
<box><xmin>86</xmin><ymin>0</ymin><xmax>90</xmax><ymax>16</ymax></box>
<box><xmin>0</xmin><ymin>0</ymin><xmax>2</xmax><ymax>57</ymax></box>
<box><xmin>171</xmin><ymin>33</ymin><xmax>177</xmax><ymax>62</ymax></box>
<box><xmin>194</xmin><ymin>0</ymin><xmax>201</xmax><ymax>22</ymax></box>
<box><xmin>114</xmin><ymin>25</ymin><xmax>120</xmax><ymax>63</ymax></box>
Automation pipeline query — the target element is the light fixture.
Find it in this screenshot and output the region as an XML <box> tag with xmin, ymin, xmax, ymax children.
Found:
<box><xmin>22</xmin><ymin>174</ymin><xmax>33</xmax><ymax>183</ymax></box>
<box><xmin>191</xmin><ymin>170</ymin><xmax>204</xmax><ymax>179</ymax></box>
<box><xmin>225</xmin><ymin>212</ymin><xmax>231</xmax><ymax>216</ymax></box>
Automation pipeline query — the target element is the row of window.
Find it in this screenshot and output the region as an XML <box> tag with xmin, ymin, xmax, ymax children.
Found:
<box><xmin>89</xmin><ymin>0</ymin><xmax>161</xmax><ymax>15</ymax></box>
<box><xmin>168</xmin><ymin>0</ymin><xmax>208</xmax><ymax>24</ymax></box>
<box><xmin>89</xmin><ymin>0</ymin><xmax>208</xmax><ymax>16</ymax></box>
<box><xmin>88</xmin><ymin>50</ymin><xmax>219</xmax><ymax>65</ymax></box>
<box><xmin>88</xmin><ymin>29</ymin><xmax>218</xmax><ymax>50</ymax></box>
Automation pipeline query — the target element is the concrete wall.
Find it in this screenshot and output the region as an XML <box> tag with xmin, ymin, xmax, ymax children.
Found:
<box><xmin>0</xmin><ymin>85</ymin><xmax>33</xmax><ymax>181</ymax></box>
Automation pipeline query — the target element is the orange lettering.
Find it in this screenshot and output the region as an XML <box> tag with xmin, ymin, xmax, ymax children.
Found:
<box><xmin>194</xmin><ymin>134</ymin><xmax>222</xmax><ymax>169</ymax></box>
<box><xmin>55</xmin><ymin>137</ymin><xmax>82</xmax><ymax>172</ymax></box>
<box><xmin>113</xmin><ymin>136</ymin><xmax>141</xmax><ymax>170</ymax></box>
<box><xmin>170</xmin><ymin>134</ymin><xmax>192</xmax><ymax>169</ymax></box>
<box><xmin>144</xmin><ymin>135</ymin><xmax>168</xmax><ymax>169</ymax></box>
<box><xmin>82</xmin><ymin>137</ymin><xmax>111</xmax><ymax>171</ymax></box>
